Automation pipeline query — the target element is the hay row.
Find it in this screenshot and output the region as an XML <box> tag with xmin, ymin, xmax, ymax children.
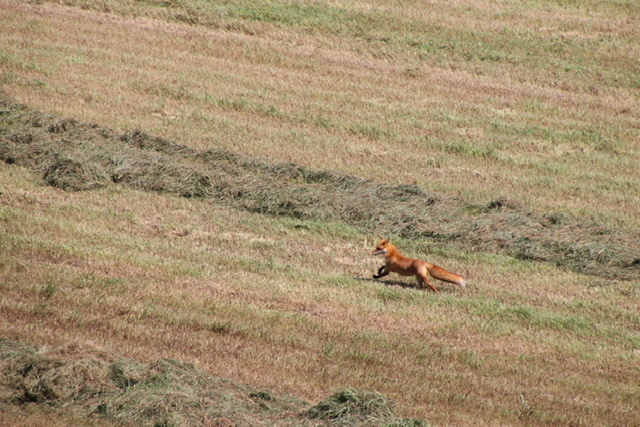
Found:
<box><xmin>1</xmin><ymin>93</ymin><xmax>638</xmax><ymax>281</ymax></box>
<box><xmin>0</xmin><ymin>339</ymin><xmax>419</xmax><ymax>426</ymax></box>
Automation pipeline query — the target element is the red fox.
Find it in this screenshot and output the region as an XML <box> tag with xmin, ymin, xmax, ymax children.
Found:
<box><xmin>372</xmin><ymin>239</ymin><xmax>465</xmax><ymax>293</ymax></box>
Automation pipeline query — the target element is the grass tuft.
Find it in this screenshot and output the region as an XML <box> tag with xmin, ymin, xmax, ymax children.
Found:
<box><xmin>43</xmin><ymin>158</ymin><xmax>109</xmax><ymax>191</ymax></box>
<box><xmin>304</xmin><ymin>388</ymin><xmax>423</xmax><ymax>425</ymax></box>
<box><xmin>39</xmin><ymin>282</ymin><xmax>58</xmax><ymax>299</ymax></box>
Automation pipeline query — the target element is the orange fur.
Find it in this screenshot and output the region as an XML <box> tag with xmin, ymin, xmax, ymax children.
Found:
<box><xmin>372</xmin><ymin>239</ymin><xmax>466</xmax><ymax>293</ymax></box>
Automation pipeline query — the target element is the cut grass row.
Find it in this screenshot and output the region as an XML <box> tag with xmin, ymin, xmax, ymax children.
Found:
<box><xmin>1</xmin><ymin>338</ymin><xmax>419</xmax><ymax>425</ymax></box>
<box><xmin>1</xmin><ymin>95</ymin><xmax>637</xmax><ymax>281</ymax></box>
<box><xmin>1</xmin><ymin>0</ymin><xmax>638</xmax><ymax>229</ymax></box>
<box><xmin>32</xmin><ymin>0</ymin><xmax>640</xmax><ymax>92</ymax></box>
<box><xmin>1</xmin><ymin>0</ymin><xmax>639</xmax><ymax>424</ymax></box>
<box><xmin>1</xmin><ymin>163</ymin><xmax>639</xmax><ymax>424</ymax></box>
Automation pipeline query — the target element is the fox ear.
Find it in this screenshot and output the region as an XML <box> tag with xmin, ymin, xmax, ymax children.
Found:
<box><xmin>381</xmin><ymin>238</ymin><xmax>389</xmax><ymax>245</ymax></box>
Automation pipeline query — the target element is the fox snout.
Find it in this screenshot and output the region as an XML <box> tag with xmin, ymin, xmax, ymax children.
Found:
<box><xmin>372</xmin><ymin>239</ymin><xmax>390</xmax><ymax>256</ymax></box>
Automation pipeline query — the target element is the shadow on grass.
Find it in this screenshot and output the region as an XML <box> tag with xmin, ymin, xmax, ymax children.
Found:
<box><xmin>356</xmin><ymin>276</ymin><xmax>439</xmax><ymax>291</ymax></box>
<box><xmin>356</xmin><ymin>276</ymin><xmax>469</xmax><ymax>295</ymax></box>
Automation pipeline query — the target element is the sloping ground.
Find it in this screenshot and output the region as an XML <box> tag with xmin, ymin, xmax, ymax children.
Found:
<box><xmin>0</xmin><ymin>92</ymin><xmax>638</xmax><ymax>281</ymax></box>
<box><xmin>0</xmin><ymin>339</ymin><xmax>420</xmax><ymax>426</ymax></box>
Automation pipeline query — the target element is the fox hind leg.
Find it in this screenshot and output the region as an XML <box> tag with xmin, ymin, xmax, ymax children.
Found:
<box><xmin>416</xmin><ymin>272</ymin><xmax>439</xmax><ymax>293</ymax></box>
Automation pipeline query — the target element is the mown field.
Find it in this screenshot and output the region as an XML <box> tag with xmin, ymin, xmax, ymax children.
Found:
<box><xmin>1</xmin><ymin>0</ymin><xmax>639</xmax><ymax>425</ymax></box>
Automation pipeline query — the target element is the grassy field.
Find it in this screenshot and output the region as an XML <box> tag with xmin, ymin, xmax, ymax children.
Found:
<box><xmin>1</xmin><ymin>0</ymin><xmax>639</xmax><ymax>425</ymax></box>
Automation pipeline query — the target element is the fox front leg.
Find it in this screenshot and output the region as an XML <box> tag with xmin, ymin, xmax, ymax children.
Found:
<box><xmin>373</xmin><ymin>265</ymin><xmax>389</xmax><ymax>279</ymax></box>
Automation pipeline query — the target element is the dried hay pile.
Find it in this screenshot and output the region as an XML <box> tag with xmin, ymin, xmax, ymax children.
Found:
<box><xmin>304</xmin><ymin>388</ymin><xmax>417</xmax><ymax>425</ymax></box>
<box><xmin>0</xmin><ymin>339</ymin><xmax>421</xmax><ymax>426</ymax></box>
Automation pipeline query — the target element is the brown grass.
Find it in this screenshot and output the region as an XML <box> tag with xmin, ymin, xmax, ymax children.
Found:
<box><xmin>1</xmin><ymin>0</ymin><xmax>639</xmax><ymax>425</ymax></box>
<box><xmin>1</xmin><ymin>158</ymin><xmax>638</xmax><ymax>424</ymax></box>
<box><xmin>1</xmin><ymin>0</ymin><xmax>639</xmax><ymax>228</ymax></box>
<box><xmin>1</xmin><ymin>95</ymin><xmax>638</xmax><ymax>281</ymax></box>
<box><xmin>1</xmin><ymin>338</ymin><xmax>416</xmax><ymax>425</ymax></box>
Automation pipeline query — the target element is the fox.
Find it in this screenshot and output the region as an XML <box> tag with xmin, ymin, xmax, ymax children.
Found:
<box><xmin>371</xmin><ymin>239</ymin><xmax>465</xmax><ymax>293</ymax></box>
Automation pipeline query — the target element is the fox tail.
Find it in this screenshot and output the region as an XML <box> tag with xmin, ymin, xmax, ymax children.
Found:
<box><xmin>428</xmin><ymin>265</ymin><xmax>466</xmax><ymax>286</ymax></box>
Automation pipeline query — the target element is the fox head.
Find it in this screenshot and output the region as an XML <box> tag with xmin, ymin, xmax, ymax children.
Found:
<box><xmin>372</xmin><ymin>239</ymin><xmax>391</xmax><ymax>256</ymax></box>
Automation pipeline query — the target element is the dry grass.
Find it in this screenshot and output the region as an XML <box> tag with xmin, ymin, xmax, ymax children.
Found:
<box><xmin>1</xmin><ymin>0</ymin><xmax>639</xmax><ymax>425</ymax></box>
<box><xmin>1</xmin><ymin>338</ymin><xmax>416</xmax><ymax>425</ymax></box>
<box><xmin>1</xmin><ymin>0</ymin><xmax>639</xmax><ymax>228</ymax></box>
<box><xmin>1</xmin><ymin>95</ymin><xmax>638</xmax><ymax>281</ymax></box>
<box><xmin>1</xmin><ymin>160</ymin><xmax>639</xmax><ymax>424</ymax></box>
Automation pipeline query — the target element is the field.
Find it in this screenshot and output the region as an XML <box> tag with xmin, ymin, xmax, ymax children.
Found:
<box><xmin>1</xmin><ymin>0</ymin><xmax>639</xmax><ymax>425</ymax></box>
